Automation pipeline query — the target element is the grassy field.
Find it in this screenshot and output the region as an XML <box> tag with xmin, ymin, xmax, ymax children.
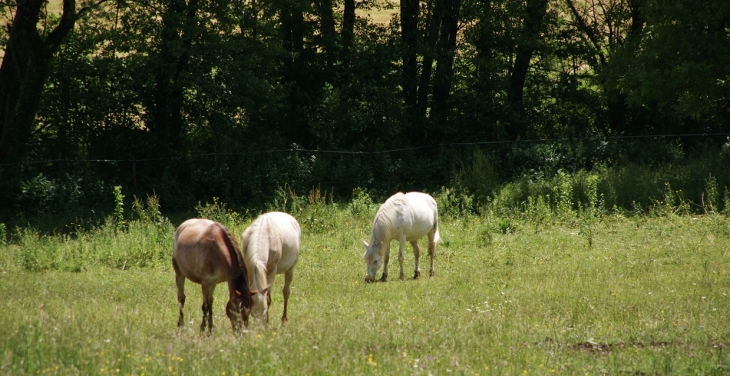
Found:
<box><xmin>1</xmin><ymin>202</ymin><xmax>729</xmax><ymax>375</ymax></box>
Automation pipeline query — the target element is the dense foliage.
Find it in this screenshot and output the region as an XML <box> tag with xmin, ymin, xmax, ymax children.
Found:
<box><xmin>0</xmin><ymin>0</ymin><xmax>728</xmax><ymax>230</ymax></box>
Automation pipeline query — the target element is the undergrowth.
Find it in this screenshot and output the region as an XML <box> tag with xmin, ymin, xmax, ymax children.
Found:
<box><xmin>1</xmin><ymin>165</ymin><xmax>728</xmax><ymax>273</ymax></box>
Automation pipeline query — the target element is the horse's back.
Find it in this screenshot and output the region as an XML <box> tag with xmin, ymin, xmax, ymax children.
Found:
<box><xmin>404</xmin><ymin>192</ymin><xmax>438</xmax><ymax>213</ymax></box>
<box><xmin>244</xmin><ymin>212</ymin><xmax>300</xmax><ymax>274</ymax></box>
<box><xmin>265</xmin><ymin>212</ymin><xmax>301</xmax><ymax>271</ymax></box>
<box><xmin>269</xmin><ymin>211</ymin><xmax>301</xmax><ymax>244</ymax></box>
<box><xmin>174</xmin><ymin>218</ymin><xmax>218</xmax><ymax>259</ymax></box>
<box><xmin>402</xmin><ymin>192</ymin><xmax>438</xmax><ymax>239</ymax></box>
<box><xmin>173</xmin><ymin>218</ymin><xmax>234</xmax><ymax>284</ymax></box>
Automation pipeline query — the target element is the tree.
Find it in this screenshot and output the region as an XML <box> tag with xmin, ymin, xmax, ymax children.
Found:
<box><xmin>618</xmin><ymin>0</ymin><xmax>730</xmax><ymax>132</ymax></box>
<box><xmin>400</xmin><ymin>0</ymin><xmax>420</xmax><ymax>144</ymax></box>
<box><xmin>144</xmin><ymin>0</ymin><xmax>205</xmax><ymax>155</ymax></box>
<box><xmin>429</xmin><ymin>0</ymin><xmax>461</xmax><ymax>130</ymax></box>
<box><xmin>340</xmin><ymin>0</ymin><xmax>355</xmax><ymax>71</ymax></box>
<box><xmin>563</xmin><ymin>0</ymin><xmax>644</xmax><ymax>134</ymax></box>
<box><xmin>504</xmin><ymin>0</ymin><xmax>548</xmax><ymax>139</ymax></box>
<box><xmin>0</xmin><ymin>0</ymin><xmax>104</xmax><ymax>162</ymax></box>
<box><xmin>399</xmin><ymin>0</ymin><xmax>462</xmax><ymax>144</ymax></box>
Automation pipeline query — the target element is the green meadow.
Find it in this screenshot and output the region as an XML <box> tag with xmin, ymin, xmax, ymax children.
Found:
<box><xmin>1</xmin><ymin>193</ymin><xmax>729</xmax><ymax>375</ymax></box>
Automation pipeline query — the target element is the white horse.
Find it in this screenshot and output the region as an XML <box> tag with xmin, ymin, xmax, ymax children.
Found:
<box><xmin>241</xmin><ymin>211</ymin><xmax>301</xmax><ymax>325</ymax></box>
<box><xmin>363</xmin><ymin>192</ymin><xmax>440</xmax><ymax>283</ymax></box>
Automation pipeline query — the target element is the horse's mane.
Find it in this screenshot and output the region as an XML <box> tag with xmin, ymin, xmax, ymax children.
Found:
<box><xmin>243</xmin><ymin>216</ymin><xmax>270</xmax><ymax>292</ymax></box>
<box><xmin>216</xmin><ymin>223</ymin><xmax>253</xmax><ymax>309</ymax></box>
<box><xmin>368</xmin><ymin>193</ymin><xmax>405</xmax><ymax>251</ymax></box>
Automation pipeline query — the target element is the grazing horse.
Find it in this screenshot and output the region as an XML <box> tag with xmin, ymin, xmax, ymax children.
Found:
<box><xmin>241</xmin><ymin>211</ymin><xmax>301</xmax><ymax>325</ymax></box>
<box><xmin>172</xmin><ymin>218</ymin><xmax>255</xmax><ymax>332</ymax></box>
<box><xmin>363</xmin><ymin>192</ymin><xmax>440</xmax><ymax>283</ymax></box>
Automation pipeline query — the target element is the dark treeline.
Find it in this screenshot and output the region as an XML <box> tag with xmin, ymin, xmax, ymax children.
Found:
<box><xmin>0</xmin><ymin>0</ymin><xmax>729</xmax><ymax>228</ymax></box>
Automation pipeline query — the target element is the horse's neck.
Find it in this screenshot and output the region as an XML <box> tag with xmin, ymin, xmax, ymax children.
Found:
<box><xmin>251</xmin><ymin>262</ymin><xmax>268</xmax><ymax>291</ymax></box>
<box><xmin>246</xmin><ymin>247</ymin><xmax>268</xmax><ymax>290</ymax></box>
<box><xmin>371</xmin><ymin>220</ymin><xmax>392</xmax><ymax>247</ymax></box>
<box><xmin>247</xmin><ymin>223</ymin><xmax>270</xmax><ymax>291</ymax></box>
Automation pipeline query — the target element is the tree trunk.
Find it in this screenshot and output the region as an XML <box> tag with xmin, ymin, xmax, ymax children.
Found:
<box><xmin>280</xmin><ymin>2</ymin><xmax>308</xmax><ymax>143</ymax></box>
<box><xmin>430</xmin><ymin>0</ymin><xmax>460</xmax><ymax>130</ymax></box>
<box><xmin>341</xmin><ymin>0</ymin><xmax>356</xmax><ymax>71</ymax></box>
<box><xmin>507</xmin><ymin>0</ymin><xmax>548</xmax><ymax>105</ymax></box>
<box><xmin>416</xmin><ymin>0</ymin><xmax>440</xmax><ymax>125</ymax></box>
<box><xmin>505</xmin><ymin>0</ymin><xmax>548</xmax><ymax>139</ymax></box>
<box><xmin>400</xmin><ymin>0</ymin><xmax>420</xmax><ymax>144</ymax></box>
<box><xmin>473</xmin><ymin>0</ymin><xmax>493</xmax><ymax>83</ymax></box>
<box><xmin>0</xmin><ymin>0</ymin><xmax>80</xmax><ymax>162</ymax></box>
<box><xmin>317</xmin><ymin>0</ymin><xmax>337</xmax><ymax>73</ymax></box>
<box><xmin>149</xmin><ymin>0</ymin><xmax>200</xmax><ymax>153</ymax></box>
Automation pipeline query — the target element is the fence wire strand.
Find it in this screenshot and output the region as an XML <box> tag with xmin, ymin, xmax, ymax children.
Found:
<box><xmin>2</xmin><ymin>133</ymin><xmax>728</xmax><ymax>166</ymax></box>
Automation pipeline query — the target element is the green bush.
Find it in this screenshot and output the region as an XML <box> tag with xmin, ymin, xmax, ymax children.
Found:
<box><xmin>348</xmin><ymin>188</ymin><xmax>377</xmax><ymax>218</ymax></box>
<box><xmin>195</xmin><ymin>197</ymin><xmax>243</xmax><ymax>226</ymax></box>
<box><xmin>433</xmin><ymin>187</ymin><xmax>476</xmax><ymax>218</ymax></box>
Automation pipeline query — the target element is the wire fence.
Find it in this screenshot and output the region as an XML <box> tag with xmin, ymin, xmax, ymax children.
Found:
<box><xmin>2</xmin><ymin>132</ymin><xmax>728</xmax><ymax>166</ymax></box>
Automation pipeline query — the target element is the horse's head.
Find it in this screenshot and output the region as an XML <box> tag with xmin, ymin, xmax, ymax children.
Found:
<box><xmin>241</xmin><ymin>305</ymin><xmax>251</xmax><ymax>329</ymax></box>
<box><xmin>362</xmin><ymin>240</ymin><xmax>383</xmax><ymax>283</ymax></box>
<box><xmin>246</xmin><ymin>287</ymin><xmax>270</xmax><ymax>325</ymax></box>
<box><xmin>251</xmin><ymin>290</ymin><xmax>268</xmax><ymax>321</ymax></box>
<box><xmin>233</xmin><ymin>289</ymin><xmax>259</xmax><ymax>329</ymax></box>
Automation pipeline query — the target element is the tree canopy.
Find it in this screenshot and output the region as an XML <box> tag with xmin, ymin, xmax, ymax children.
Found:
<box><xmin>0</xmin><ymin>0</ymin><xmax>728</xmax><ymax>221</ymax></box>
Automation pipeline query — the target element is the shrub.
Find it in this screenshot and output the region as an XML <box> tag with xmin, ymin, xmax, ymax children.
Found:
<box><xmin>299</xmin><ymin>186</ymin><xmax>338</xmax><ymax>234</ymax></box>
<box><xmin>452</xmin><ymin>149</ymin><xmax>498</xmax><ymax>202</ymax></box>
<box><xmin>434</xmin><ymin>187</ymin><xmax>476</xmax><ymax>218</ymax></box>
<box><xmin>348</xmin><ymin>188</ymin><xmax>377</xmax><ymax>218</ymax></box>
<box><xmin>195</xmin><ymin>197</ymin><xmax>242</xmax><ymax>226</ymax></box>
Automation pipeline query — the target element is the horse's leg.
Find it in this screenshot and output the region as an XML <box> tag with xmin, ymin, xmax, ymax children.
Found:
<box><xmin>173</xmin><ymin>260</ymin><xmax>186</xmax><ymax>328</ymax></box>
<box><xmin>281</xmin><ymin>268</ymin><xmax>294</xmax><ymax>325</ymax></box>
<box><xmin>379</xmin><ymin>244</ymin><xmax>390</xmax><ymax>282</ymax></box>
<box><xmin>427</xmin><ymin>231</ymin><xmax>436</xmax><ymax>277</ymax></box>
<box><xmin>261</xmin><ymin>266</ymin><xmax>278</xmax><ymax>325</ymax></box>
<box><xmin>201</xmin><ymin>284</ymin><xmax>216</xmax><ymax>333</ymax></box>
<box><xmin>411</xmin><ymin>240</ymin><xmax>421</xmax><ymax>279</ymax></box>
<box><xmin>398</xmin><ymin>234</ymin><xmax>406</xmax><ymax>280</ymax></box>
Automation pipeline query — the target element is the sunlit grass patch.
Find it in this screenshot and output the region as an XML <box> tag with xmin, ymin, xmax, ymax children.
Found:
<box><xmin>0</xmin><ymin>209</ymin><xmax>729</xmax><ymax>374</ymax></box>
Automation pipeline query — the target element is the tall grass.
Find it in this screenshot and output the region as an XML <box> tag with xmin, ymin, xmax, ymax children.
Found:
<box><xmin>1</xmin><ymin>188</ymin><xmax>729</xmax><ymax>374</ymax></box>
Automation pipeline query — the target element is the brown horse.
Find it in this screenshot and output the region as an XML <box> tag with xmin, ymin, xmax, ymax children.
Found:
<box><xmin>172</xmin><ymin>218</ymin><xmax>255</xmax><ymax>332</ymax></box>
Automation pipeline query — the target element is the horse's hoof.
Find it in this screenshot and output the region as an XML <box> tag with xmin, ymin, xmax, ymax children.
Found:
<box><xmin>414</xmin><ymin>270</ymin><xmax>421</xmax><ymax>279</ymax></box>
<box><xmin>429</xmin><ymin>270</ymin><xmax>435</xmax><ymax>277</ymax></box>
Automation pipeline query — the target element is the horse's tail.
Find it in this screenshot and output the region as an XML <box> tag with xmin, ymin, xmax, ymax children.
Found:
<box><xmin>432</xmin><ymin>198</ymin><xmax>441</xmax><ymax>244</ymax></box>
<box><xmin>172</xmin><ymin>226</ymin><xmax>180</xmax><ymax>264</ymax></box>
<box><xmin>432</xmin><ymin>220</ymin><xmax>441</xmax><ymax>244</ymax></box>
<box><xmin>243</xmin><ymin>217</ymin><xmax>270</xmax><ymax>293</ymax></box>
<box><xmin>217</xmin><ymin>223</ymin><xmax>253</xmax><ymax>310</ymax></box>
